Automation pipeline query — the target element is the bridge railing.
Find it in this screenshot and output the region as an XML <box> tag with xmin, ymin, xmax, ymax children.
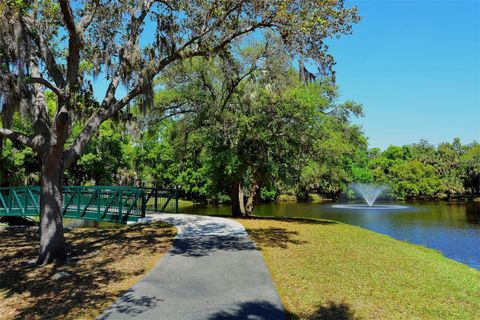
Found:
<box><xmin>142</xmin><ymin>187</ymin><xmax>179</xmax><ymax>213</ymax></box>
<box><xmin>0</xmin><ymin>186</ymin><xmax>41</xmax><ymax>217</ymax></box>
<box><xmin>0</xmin><ymin>186</ymin><xmax>145</xmax><ymax>223</ymax></box>
<box><xmin>63</xmin><ymin>186</ymin><xmax>145</xmax><ymax>222</ymax></box>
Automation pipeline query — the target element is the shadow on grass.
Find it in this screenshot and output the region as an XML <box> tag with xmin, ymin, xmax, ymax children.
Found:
<box><xmin>198</xmin><ymin>213</ymin><xmax>339</xmax><ymax>226</ymax></box>
<box><xmin>0</xmin><ymin>222</ymin><xmax>175</xmax><ymax>320</ymax></box>
<box><xmin>198</xmin><ymin>214</ymin><xmax>337</xmax><ymax>250</ymax></box>
<box><xmin>246</xmin><ymin>227</ymin><xmax>308</xmax><ymax>249</ymax></box>
<box><xmin>288</xmin><ymin>301</ymin><xmax>360</xmax><ymax>320</ymax></box>
<box><xmin>237</xmin><ymin>215</ymin><xmax>339</xmax><ymax>225</ymax></box>
<box><xmin>206</xmin><ymin>300</ymin><xmax>359</xmax><ymax>320</ymax></box>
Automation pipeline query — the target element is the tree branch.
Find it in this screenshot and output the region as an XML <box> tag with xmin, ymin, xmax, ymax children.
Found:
<box><xmin>0</xmin><ymin>128</ymin><xmax>42</xmax><ymax>152</ymax></box>
<box><xmin>77</xmin><ymin>0</ymin><xmax>100</xmax><ymax>32</ymax></box>
<box><xmin>177</xmin><ymin>1</ymin><xmax>246</xmax><ymax>54</ymax></box>
<box><xmin>59</xmin><ymin>0</ymin><xmax>77</xmax><ymax>33</ymax></box>
<box><xmin>23</xmin><ymin>15</ymin><xmax>65</xmax><ymax>88</ymax></box>
<box><xmin>100</xmin><ymin>1</ymin><xmax>153</xmax><ymax>108</ymax></box>
<box><xmin>155</xmin><ymin>109</ymin><xmax>196</xmax><ymax>123</ymax></box>
<box><xmin>29</xmin><ymin>61</ymin><xmax>52</xmax><ymax>146</ymax></box>
<box><xmin>64</xmin><ymin>10</ymin><xmax>274</xmax><ymax>169</ymax></box>
<box><xmin>63</xmin><ymin>85</ymin><xmax>142</xmax><ymax>168</ymax></box>
<box><xmin>221</xmin><ymin>64</ymin><xmax>258</xmax><ymax>109</ymax></box>
<box><xmin>212</xmin><ymin>23</ymin><xmax>276</xmax><ymax>55</ymax></box>
<box><xmin>159</xmin><ymin>22</ymin><xmax>275</xmax><ymax>73</ymax></box>
<box><xmin>29</xmin><ymin>77</ymin><xmax>63</xmax><ymax>97</ymax></box>
<box><xmin>59</xmin><ymin>0</ymin><xmax>82</xmax><ymax>89</ymax></box>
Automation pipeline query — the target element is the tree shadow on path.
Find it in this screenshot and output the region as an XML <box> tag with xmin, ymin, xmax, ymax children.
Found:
<box><xmin>97</xmin><ymin>289</ymin><xmax>164</xmax><ymax>319</ymax></box>
<box><xmin>208</xmin><ymin>300</ymin><xmax>285</xmax><ymax>320</ymax></box>
<box><xmin>169</xmin><ymin>235</ymin><xmax>257</xmax><ymax>257</ymax></box>
<box><xmin>168</xmin><ymin>225</ymin><xmax>310</xmax><ymax>256</ymax></box>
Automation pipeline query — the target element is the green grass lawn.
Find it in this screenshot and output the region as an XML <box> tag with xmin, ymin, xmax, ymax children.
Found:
<box><xmin>237</xmin><ymin>217</ymin><xmax>480</xmax><ymax>320</ymax></box>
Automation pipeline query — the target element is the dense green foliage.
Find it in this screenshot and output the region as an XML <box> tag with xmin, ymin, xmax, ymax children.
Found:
<box><xmin>3</xmin><ymin>102</ymin><xmax>478</xmax><ymax>202</ymax></box>
<box><xmin>365</xmin><ymin>139</ymin><xmax>480</xmax><ymax>199</ymax></box>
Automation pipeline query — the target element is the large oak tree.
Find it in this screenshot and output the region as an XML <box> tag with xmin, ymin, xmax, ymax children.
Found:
<box><xmin>153</xmin><ymin>40</ymin><xmax>365</xmax><ymax>216</ymax></box>
<box><xmin>0</xmin><ymin>0</ymin><xmax>359</xmax><ymax>264</ymax></box>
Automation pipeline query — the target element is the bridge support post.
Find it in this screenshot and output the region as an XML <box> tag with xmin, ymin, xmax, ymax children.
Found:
<box><xmin>141</xmin><ymin>189</ymin><xmax>147</xmax><ymax>218</ymax></box>
<box><xmin>118</xmin><ymin>190</ymin><xmax>123</xmax><ymax>223</ymax></box>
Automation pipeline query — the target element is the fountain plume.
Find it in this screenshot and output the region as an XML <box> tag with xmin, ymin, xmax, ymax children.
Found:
<box><xmin>351</xmin><ymin>183</ymin><xmax>387</xmax><ymax>207</ymax></box>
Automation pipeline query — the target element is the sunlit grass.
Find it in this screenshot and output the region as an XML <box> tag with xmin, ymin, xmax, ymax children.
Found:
<box><xmin>0</xmin><ymin>221</ymin><xmax>176</xmax><ymax>320</ymax></box>
<box><xmin>238</xmin><ymin>217</ymin><xmax>480</xmax><ymax>320</ymax></box>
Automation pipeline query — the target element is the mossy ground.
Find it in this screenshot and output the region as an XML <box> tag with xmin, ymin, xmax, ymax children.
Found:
<box><xmin>238</xmin><ymin>217</ymin><xmax>480</xmax><ymax>320</ymax></box>
<box><xmin>0</xmin><ymin>221</ymin><xmax>175</xmax><ymax>320</ymax></box>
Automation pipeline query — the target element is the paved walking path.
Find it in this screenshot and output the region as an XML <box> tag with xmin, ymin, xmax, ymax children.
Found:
<box><xmin>98</xmin><ymin>214</ymin><xmax>285</xmax><ymax>320</ymax></box>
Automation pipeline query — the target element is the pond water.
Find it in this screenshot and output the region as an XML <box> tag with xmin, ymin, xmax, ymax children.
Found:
<box><xmin>183</xmin><ymin>201</ymin><xmax>480</xmax><ymax>269</ymax></box>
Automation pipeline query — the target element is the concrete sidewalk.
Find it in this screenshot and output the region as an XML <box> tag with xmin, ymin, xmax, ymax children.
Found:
<box><xmin>98</xmin><ymin>214</ymin><xmax>285</xmax><ymax>320</ymax></box>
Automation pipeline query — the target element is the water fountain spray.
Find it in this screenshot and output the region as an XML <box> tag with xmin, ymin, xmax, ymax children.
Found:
<box><xmin>350</xmin><ymin>183</ymin><xmax>387</xmax><ymax>207</ymax></box>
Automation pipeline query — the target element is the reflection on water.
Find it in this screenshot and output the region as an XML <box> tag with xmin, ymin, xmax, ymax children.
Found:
<box><xmin>183</xmin><ymin>201</ymin><xmax>480</xmax><ymax>269</ymax></box>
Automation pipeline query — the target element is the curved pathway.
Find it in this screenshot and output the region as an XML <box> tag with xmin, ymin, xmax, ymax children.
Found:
<box><xmin>98</xmin><ymin>214</ymin><xmax>285</xmax><ymax>320</ymax></box>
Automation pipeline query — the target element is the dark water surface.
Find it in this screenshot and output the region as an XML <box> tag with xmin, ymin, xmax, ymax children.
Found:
<box><xmin>183</xmin><ymin>201</ymin><xmax>480</xmax><ymax>269</ymax></box>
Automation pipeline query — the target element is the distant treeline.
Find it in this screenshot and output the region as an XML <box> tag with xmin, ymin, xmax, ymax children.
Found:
<box><xmin>344</xmin><ymin>139</ymin><xmax>479</xmax><ymax>200</ymax></box>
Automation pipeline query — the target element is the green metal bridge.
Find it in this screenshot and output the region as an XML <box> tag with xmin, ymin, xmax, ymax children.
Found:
<box><xmin>0</xmin><ymin>186</ymin><xmax>179</xmax><ymax>224</ymax></box>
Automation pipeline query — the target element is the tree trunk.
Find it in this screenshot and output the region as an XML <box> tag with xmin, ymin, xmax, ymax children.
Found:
<box><xmin>37</xmin><ymin>152</ymin><xmax>66</xmax><ymax>265</ymax></box>
<box><xmin>1</xmin><ymin>100</ymin><xmax>14</xmax><ymax>157</ymax></box>
<box><xmin>476</xmin><ymin>174</ymin><xmax>480</xmax><ymax>195</ymax></box>
<box><xmin>231</xmin><ymin>179</ymin><xmax>245</xmax><ymax>217</ymax></box>
<box><xmin>245</xmin><ymin>178</ymin><xmax>258</xmax><ymax>216</ymax></box>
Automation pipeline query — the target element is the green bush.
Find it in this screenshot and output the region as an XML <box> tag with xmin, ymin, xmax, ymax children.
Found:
<box><xmin>215</xmin><ymin>194</ymin><xmax>231</xmax><ymax>204</ymax></box>
<box><xmin>307</xmin><ymin>193</ymin><xmax>326</xmax><ymax>202</ymax></box>
<box><xmin>260</xmin><ymin>188</ymin><xmax>277</xmax><ymax>202</ymax></box>
<box><xmin>277</xmin><ymin>194</ymin><xmax>297</xmax><ymax>202</ymax></box>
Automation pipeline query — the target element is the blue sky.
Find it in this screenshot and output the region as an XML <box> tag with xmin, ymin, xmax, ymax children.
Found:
<box><xmin>328</xmin><ymin>0</ymin><xmax>480</xmax><ymax>149</ymax></box>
